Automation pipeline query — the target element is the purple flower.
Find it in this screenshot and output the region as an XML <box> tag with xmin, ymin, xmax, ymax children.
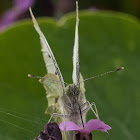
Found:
<box><xmin>59</xmin><ymin>119</ymin><xmax>111</xmax><ymax>139</ymax></box>
<box><xmin>31</xmin><ymin>122</ymin><xmax>62</xmax><ymax>140</ymax></box>
<box><xmin>0</xmin><ymin>0</ymin><xmax>34</xmax><ymax>32</ymax></box>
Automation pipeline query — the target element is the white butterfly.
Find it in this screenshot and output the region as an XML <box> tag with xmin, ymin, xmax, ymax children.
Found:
<box><xmin>29</xmin><ymin>1</ymin><xmax>98</xmax><ymax>127</ymax></box>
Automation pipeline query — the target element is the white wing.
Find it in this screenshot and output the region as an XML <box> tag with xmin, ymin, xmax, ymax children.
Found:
<box><xmin>72</xmin><ymin>1</ymin><xmax>80</xmax><ymax>87</ymax></box>
<box><xmin>29</xmin><ymin>8</ymin><xmax>65</xmax><ymax>93</ymax></box>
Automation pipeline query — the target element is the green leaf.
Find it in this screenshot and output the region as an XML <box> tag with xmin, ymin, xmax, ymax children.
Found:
<box><xmin>0</xmin><ymin>10</ymin><xmax>139</xmax><ymax>140</ymax></box>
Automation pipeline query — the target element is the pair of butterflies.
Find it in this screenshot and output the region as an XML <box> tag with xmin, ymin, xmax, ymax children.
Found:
<box><xmin>29</xmin><ymin>1</ymin><xmax>98</xmax><ymax>127</ymax></box>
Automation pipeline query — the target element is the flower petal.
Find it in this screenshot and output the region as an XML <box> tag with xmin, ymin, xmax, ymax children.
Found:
<box><xmin>31</xmin><ymin>122</ymin><xmax>62</xmax><ymax>140</ymax></box>
<box><xmin>45</xmin><ymin>122</ymin><xmax>62</xmax><ymax>140</ymax></box>
<box><xmin>14</xmin><ymin>0</ymin><xmax>34</xmax><ymax>12</ymax></box>
<box><xmin>0</xmin><ymin>0</ymin><xmax>34</xmax><ymax>32</ymax></box>
<box><xmin>59</xmin><ymin>121</ymin><xmax>81</xmax><ymax>131</ymax></box>
<box><xmin>85</xmin><ymin>119</ymin><xmax>111</xmax><ymax>132</ymax></box>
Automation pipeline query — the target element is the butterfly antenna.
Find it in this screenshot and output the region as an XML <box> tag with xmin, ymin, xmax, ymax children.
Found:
<box><xmin>80</xmin><ymin>67</ymin><xmax>124</xmax><ymax>83</ymax></box>
<box><xmin>28</xmin><ymin>74</ymin><xmax>69</xmax><ymax>86</ymax></box>
<box><xmin>28</xmin><ymin>74</ymin><xmax>42</xmax><ymax>79</ymax></box>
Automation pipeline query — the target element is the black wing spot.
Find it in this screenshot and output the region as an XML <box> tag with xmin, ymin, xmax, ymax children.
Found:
<box><xmin>55</xmin><ymin>71</ymin><xmax>57</xmax><ymax>75</ymax></box>
<box><xmin>48</xmin><ymin>54</ymin><xmax>51</xmax><ymax>58</ymax></box>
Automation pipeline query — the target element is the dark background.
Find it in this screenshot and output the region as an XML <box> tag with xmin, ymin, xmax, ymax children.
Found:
<box><xmin>1</xmin><ymin>0</ymin><xmax>140</xmax><ymax>19</ymax></box>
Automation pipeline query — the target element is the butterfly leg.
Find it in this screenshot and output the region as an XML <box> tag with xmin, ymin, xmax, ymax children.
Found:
<box><xmin>80</xmin><ymin>101</ymin><xmax>88</xmax><ymax>109</ymax></box>
<box><xmin>87</xmin><ymin>101</ymin><xmax>99</xmax><ymax>119</ymax></box>
<box><xmin>48</xmin><ymin>113</ymin><xmax>68</xmax><ymax>123</ymax></box>
<box><xmin>81</xmin><ymin>101</ymin><xmax>99</xmax><ymax>119</ymax></box>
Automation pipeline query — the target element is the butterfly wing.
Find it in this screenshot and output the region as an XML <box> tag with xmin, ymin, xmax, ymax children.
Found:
<box><xmin>29</xmin><ymin>8</ymin><xmax>65</xmax><ymax>94</ymax></box>
<box><xmin>39</xmin><ymin>74</ymin><xmax>62</xmax><ymax>113</ymax></box>
<box><xmin>72</xmin><ymin>2</ymin><xmax>80</xmax><ymax>87</ymax></box>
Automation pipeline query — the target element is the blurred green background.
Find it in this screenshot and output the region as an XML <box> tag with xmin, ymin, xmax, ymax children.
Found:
<box><xmin>0</xmin><ymin>0</ymin><xmax>140</xmax><ymax>140</ymax></box>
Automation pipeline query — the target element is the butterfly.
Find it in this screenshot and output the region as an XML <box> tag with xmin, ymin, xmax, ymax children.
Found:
<box><xmin>29</xmin><ymin>1</ymin><xmax>99</xmax><ymax>128</ymax></box>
